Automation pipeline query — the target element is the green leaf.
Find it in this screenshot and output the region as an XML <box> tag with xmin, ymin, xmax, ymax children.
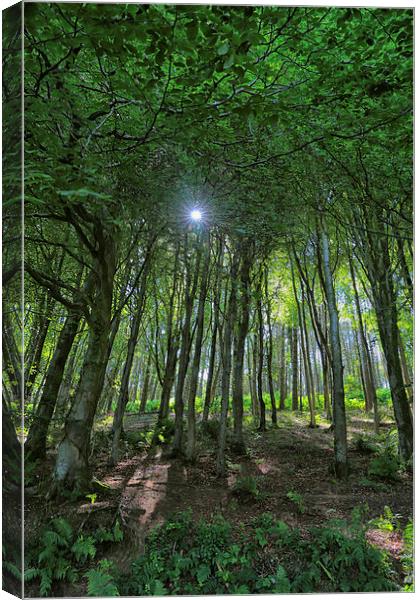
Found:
<box><xmin>217</xmin><ymin>41</ymin><xmax>230</xmax><ymax>55</ymax></box>
<box><xmin>223</xmin><ymin>54</ymin><xmax>235</xmax><ymax>69</ymax></box>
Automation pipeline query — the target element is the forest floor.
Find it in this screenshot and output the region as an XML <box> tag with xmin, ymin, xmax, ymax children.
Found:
<box><xmin>24</xmin><ymin>411</ymin><xmax>413</xmax><ymax>595</ymax></box>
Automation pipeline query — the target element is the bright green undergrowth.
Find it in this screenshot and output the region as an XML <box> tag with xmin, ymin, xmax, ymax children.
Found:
<box><xmin>112</xmin><ymin>376</ymin><xmax>392</xmax><ymax>418</ymax></box>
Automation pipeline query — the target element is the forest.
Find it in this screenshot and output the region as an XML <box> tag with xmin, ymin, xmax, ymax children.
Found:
<box><xmin>2</xmin><ymin>3</ymin><xmax>413</xmax><ymax>597</ymax></box>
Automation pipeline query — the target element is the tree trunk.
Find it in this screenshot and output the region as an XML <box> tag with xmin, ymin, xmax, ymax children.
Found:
<box><xmin>291</xmin><ymin>326</ymin><xmax>299</xmax><ymax>410</ymax></box>
<box><xmin>300</xmin><ymin>292</ymin><xmax>316</xmax><ymax>427</ymax></box>
<box><xmin>172</xmin><ymin>235</ymin><xmax>202</xmax><ymax>455</ymax></box>
<box><xmin>232</xmin><ymin>242</ymin><xmax>252</xmax><ymax>452</ymax></box>
<box><xmin>321</xmin><ymin>227</ymin><xmax>348</xmax><ymax>478</ymax></box>
<box><xmin>53</xmin><ymin>237</ymin><xmax>116</xmax><ymax>491</ymax></box>
<box><xmin>25</xmin><ymin>312</ymin><xmax>81</xmax><ymax>460</ymax></box>
<box><xmin>256</xmin><ymin>274</ymin><xmax>266</xmax><ymax>431</ymax></box>
<box><xmin>264</xmin><ymin>268</ymin><xmax>277</xmax><ymax>426</ymax></box>
<box><xmin>216</xmin><ymin>251</ymin><xmax>238</xmax><ymax>476</ymax></box>
<box><xmin>186</xmin><ymin>236</ymin><xmax>210</xmax><ymax>461</ymax></box>
<box><xmin>139</xmin><ymin>353</ymin><xmax>152</xmax><ymax>414</ymax></box>
<box><xmin>249</xmin><ymin>337</ymin><xmax>259</xmax><ymax>419</ymax></box>
<box><xmin>398</xmin><ymin>329</ymin><xmax>413</xmax><ymax>405</ymax></box>
<box><xmin>356</xmin><ymin>204</ymin><xmax>413</xmax><ymax>460</ymax></box>
<box><xmin>321</xmin><ymin>346</ymin><xmax>332</xmax><ymax>421</ymax></box>
<box><xmin>2</xmin><ymin>311</ymin><xmax>22</xmax><ymax>402</ymax></box>
<box><xmin>202</xmin><ymin>239</ymin><xmax>223</xmax><ymax>424</ymax></box>
<box><xmin>291</xmin><ymin>262</ymin><xmax>316</xmax><ymax>426</ymax></box>
<box><xmin>111</xmin><ymin>260</ymin><xmax>149</xmax><ymax>464</ymax></box>
<box><xmin>279</xmin><ymin>325</ymin><xmax>286</xmax><ymax>410</ymax></box>
<box><xmin>24</xmin><ymin>304</ymin><xmax>53</xmax><ymax>402</ymax></box>
<box><xmin>348</xmin><ymin>247</ymin><xmax>378</xmax><ymax>431</ymax></box>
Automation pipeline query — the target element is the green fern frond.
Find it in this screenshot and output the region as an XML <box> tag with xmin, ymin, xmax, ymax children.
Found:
<box><xmin>24</xmin><ymin>567</ymin><xmax>39</xmax><ymax>582</ymax></box>
<box><xmin>112</xmin><ymin>521</ymin><xmax>124</xmax><ymax>542</ymax></box>
<box><xmin>39</xmin><ymin>569</ymin><xmax>53</xmax><ymax>596</ymax></box>
<box><xmin>71</xmin><ymin>535</ymin><xmax>97</xmax><ymax>563</ymax></box>
<box><xmin>52</xmin><ymin>518</ymin><xmax>73</xmax><ymax>544</ymax></box>
<box><xmin>86</xmin><ymin>569</ymin><xmax>119</xmax><ymax>597</ymax></box>
<box><xmin>5</xmin><ymin>560</ymin><xmax>22</xmax><ymax>580</ymax></box>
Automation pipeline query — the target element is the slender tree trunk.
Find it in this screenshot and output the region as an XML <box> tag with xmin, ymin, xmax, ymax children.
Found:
<box><xmin>291</xmin><ymin>326</ymin><xmax>299</xmax><ymax>410</ymax></box>
<box><xmin>291</xmin><ymin>263</ymin><xmax>315</xmax><ymax>426</ymax></box>
<box><xmin>398</xmin><ymin>329</ymin><xmax>413</xmax><ymax>405</ymax></box>
<box><xmin>111</xmin><ymin>261</ymin><xmax>149</xmax><ymax>464</ymax></box>
<box><xmin>396</xmin><ymin>235</ymin><xmax>413</xmax><ymax>309</ymax></box>
<box><xmin>264</xmin><ymin>268</ymin><xmax>277</xmax><ymax>426</ymax></box>
<box><xmin>56</xmin><ymin>326</ymin><xmax>86</xmax><ymax>417</ymax></box>
<box><xmin>2</xmin><ymin>311</ymin><xmax>22</xmax><ymax>402</ymax></box>
<box><xmin>139</xmin><ymin>353</ymin><xmax>152</xmax><ymax>414</ymax></box>
<box><xmin>232</xmin><ymin>242</ymin><xmax>252</xmax><ymax>451</ymax></box>
<box><xmin>349</xmin><ymin>251</ymin><xmax>379</xmax><ymax>430</ymax></box>
<box><xmin>321</xmin><ymin>346</ymin><xmax>332</xmax><ymax>421</ymax></box>
<box><xmin>321</xmin><ymin>226</ymin><xmax>348</xmax><ymax>478</ymax></box>
<box><xmin>249</xmin><ymin>336</ymin><xmax>259</xmax><ymax>419</ymax></box>
<box><xmin>216</xmin><ymin>251</ymin><xmax>238</xmax><ymax>476</ymax></box>
<box><xmin>172</xmin><ymin>235</ymin><xmax>202</xmax><ymax>455</ymax></box>
<box><xmin>256</xmin><ymin>275</ymin><xmax>266</xmax><ymax>431</ymax></box>
<box><xmin>157</xmin><ymin>248</ymin><xmax>181</xmax><ymax>426</ymax></box>
<box><xmin>24</xmin><ymin>306</ymin><xmax>53</xmax><ymax>401</ymax></box>
<box><xmin>301</xmin><ymin>293</ymin><xmax>316</xmax><ymax>427</ymax></box>
<box><xmin>202</xmin><ymin>240</ymin><xmax>223</xmax><ymax>424</ymax></box>
<box><xmin>186</xmin><ymin>237</ymin><xmax>210</xmax><ymax>461</ymax></box>
<box><xmin>279</xmin><ymin>325</ymin><xmax>286</xmax><ymax>410</ymax></box>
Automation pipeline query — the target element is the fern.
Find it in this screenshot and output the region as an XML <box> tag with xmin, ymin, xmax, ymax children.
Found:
<box><xmin>24</xmin><ymin>567</ymin><xmax>40</xmax><ymax>582</ymax></box>
<box><xmin>71</xmin><ymin>535</ymin><xmax>97</xmax><ymax>563</ymax></box>
<box><xmin>4</xmin><ymin>560</ymin><xmax>22</xmax><ymax>580</ymax></box>
<box><xmin>52</xmin><ymin>517</ymin><xmax>74</xmax><ymax>544</ymax></box>
<box><xmin>42</xmin><ymin>529</ymin><xmax>67</xmax><ymax>548</ymax></box>
<box><xmin>112</xmin><ymin>520</ymin><xmax>124</xmax><ymax>542</ymax></box>
<box><xmin>53</xmin><ymin>556</ymin><xmax>72</xmax><ymax>580</ymax></box>
<box><xmin>38</xmin><ymin>545</ymin><xmax>56</xmax><ymax>565</ymax></box>
<box><xmin>39</xmin><ymin>569</ymin><xmax>53</xmax><ymax>596</ymax></box>
<box><xmin>86</xmin><ymin>569</ymin><xmax>119</xmax><ymax>596</ymax></box>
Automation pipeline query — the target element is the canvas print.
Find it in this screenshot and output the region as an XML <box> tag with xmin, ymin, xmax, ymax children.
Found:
<box><xmin>2</xmin><ymin>1</ymin><xmax>414</xmax><ymax>597</ymax></box>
